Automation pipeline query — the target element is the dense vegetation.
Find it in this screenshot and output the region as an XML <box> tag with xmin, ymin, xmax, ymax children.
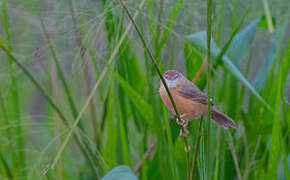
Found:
<box><xmin>0</xmin><ymin>0</ymin><xmax>289</xmax><ymax>179</ymax></box>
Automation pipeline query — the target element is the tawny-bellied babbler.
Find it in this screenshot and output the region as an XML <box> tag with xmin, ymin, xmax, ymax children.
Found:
<box><xmin>159</xmin><ymin>70</ymin><xmax>237</xmax><ymax>136</ymax></box>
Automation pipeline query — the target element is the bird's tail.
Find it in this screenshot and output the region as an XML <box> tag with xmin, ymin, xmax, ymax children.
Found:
<box><xmin>211</xmin><ymin>109</ymin><xmax>237</xmax><ymax>129</ymax></box>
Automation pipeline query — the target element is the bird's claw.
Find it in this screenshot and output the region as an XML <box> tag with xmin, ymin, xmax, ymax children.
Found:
<box><xmin>179</xmin><ymin>128</ymin><xmax>189</xmax><ymax>137</ymax></box>
<box><xmin>176</xmin><ymin>116</ymin><xmax>190</xmax><ymax>136</ymax></box>
<box><xmin>176</xmin><ymin>118</ymin><xmax>186</xmax><ymax>126</ymax></box>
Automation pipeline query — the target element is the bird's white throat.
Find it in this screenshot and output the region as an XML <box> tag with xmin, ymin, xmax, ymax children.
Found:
<box><xmin>165</xmin><ymin>79</ymin><xmax>178</xmax><ymax>89</ymax></box>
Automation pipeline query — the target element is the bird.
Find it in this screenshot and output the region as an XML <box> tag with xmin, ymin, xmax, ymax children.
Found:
<box><xmin>159</xmin><ymin>70</ymin><xmax>237</xmax><ymax>136</ymax></box>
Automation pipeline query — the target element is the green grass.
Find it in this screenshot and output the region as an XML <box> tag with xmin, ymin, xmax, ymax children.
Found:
<box><xmin>0</xmin><ymin>0</ymin><xmax>289</xmax><ymax>179</ymax></box>
<box><xmin>1</xmin><ymin>2</ymin><xmax>26</xmax><ymax>179</ymax></box>
<box><xmin>206</xmin><ymin>0</ymin><xmax>213</xmax><ymax>179</ymax></box>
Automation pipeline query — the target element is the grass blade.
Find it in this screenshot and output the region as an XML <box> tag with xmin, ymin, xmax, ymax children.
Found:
<box><xmin>102</xmin><ymin>83</ymin><xmax>117</xmax><ymax>169</ymax></box>
<box><xmin>0</xmin><ymin>152</ymin><xmax>12</xmax><ymax>179</ymax></box>
<box><xmin>185</xmin><ymin>26</ymin><xmax>272</xmax><ymax>111</ymax></box>
<box><xmin>253</xmin><ymin>20</ymin><xmax>287</xmax><ymax>91</ymax></box>
<box><xmin>41</xmin><ymin>21</ymin><xmax>83</xmax><ymax>128</ymax></box>
<box><xmin>118</xmin><ymin>1</ymin><xmax>191</xmax><ymax>179</ymax></box>
<box><xmin>1</xmin><ymin>3</ymin><xmax>26</xmax><ymax>178</ymax></box>
<box><xmin>155</xmin><ymin>0</ymin><xmax>183</xmax><ymax>59</ymax></box>
<box><xmin>206</xmin><ymin>0</ymin><xmax>213</xmax><ymax>178</ymax></box>
<box><xmin>215</xmin><ymin>9</ymin><xmax>250</xmax><ymax>67</ymax></box>
<box><xmin>113</xmin><ymin>71</ymin><xmax>153</xmax><ymax>127</ymax></box>
<box><xmin>0</xmin><ymin>37</ymin><xmax>99</xmax><ymax>177</ymax></box>
<box><xmin>267</xmin><ymin>71</ymin><xmax>282</xmax><ymax>179</ymax></box>
<box><xmin>191</xmin><ymin>117</ymin><xmax>203</xmax><ymax>179</ymax></box>
<box><xmin>50</xmin><ymin>0</ymin><xmax>146</xmax><ymax>169</ymax></box>
<box><xmin>68</xmin><ymin>0</ymin><xmax>99</xmax><ymax>144</ymax></box>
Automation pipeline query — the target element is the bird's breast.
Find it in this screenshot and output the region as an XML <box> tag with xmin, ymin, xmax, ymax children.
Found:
<box><xmin>159</xmin><ymin>85</ymin><xmax>206</xmax><ymax>119</ymax></box>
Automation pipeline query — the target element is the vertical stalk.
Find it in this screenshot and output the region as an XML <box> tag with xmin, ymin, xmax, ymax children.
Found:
<box><xmin>217</xmin><ymin>0</ymin><xmax>225</xmax><ymax>45</ymax></box>
<box><xmin>50</xmin><ymin>59</ymin><xmax>63</xmax><ymax>180</ymax></box>
<box><xmin>206</xmin><ymin>0</ymin><xmax>213</xmax><ymax>179</ymax></box>
<box><xmin>191</xmin><ymin>116</ymin><xmax>204</xmax><ymax>179</ymax></box>
<box><xmin>0</xmin><ymin>44</ymin><xmax>99</xmax><ymax>177</ymax></box>
<box><xmin>1</xmin><ymin>3</ymin><xmax>26</xmax><ymax>179</ymax></box>
<box><xmin>262</xmin><ymin>0</ymin><xmax>274</xmax><ymax>34</ymax></box>
<box><xmin>0</xmin><ymin>89</ymin><xmax>12</xmax><ymax>154</ymax></box>
<box><xmin>118</xmin><ymin>1</ymin><xmax>190</xmax><ymax>179</ymax></box>
<box><xmin>0</xmin><ymin>90</ymin><xmax>13</xmax><ymax>179</ymax></box>
<box><xmin>68</xmin><ymin>0</ymin><xmax>98</xmax><ymax>145</ymax></box>
<box><xmin>214</xmin><ymin>128</ymin><xmax>221</xmax><ymax>180</ymax></box>
<box><xmin>0</xmin><ymin>152</ymin><xmax>12</xmax><ymax>179</ymax></box>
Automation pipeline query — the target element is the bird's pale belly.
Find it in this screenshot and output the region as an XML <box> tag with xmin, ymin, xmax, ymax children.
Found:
<box><xmin>159</xmin><ymin>87</ymin><xmax>206</xmax><ymax>120</ymax></box>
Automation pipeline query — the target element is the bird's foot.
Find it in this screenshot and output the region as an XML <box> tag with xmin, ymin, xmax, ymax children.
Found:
<box><xmin>176</xmin><ymin>115</ymin><xmax>190</xmax><ymax>136</ymax></box>
<box><xmin>176</xmin><ymin>118</ymin><xmax>186</xmax><ymax>126</ymax></box>
<box><xmin>177</xmin><ymin>118</ymin><xmax>189</xmax><ymax>127</ymax></box>
<box><xmin>179</xmin><ymin>128</ymin><xmax>189</xmax><ymax>137</ymax></box>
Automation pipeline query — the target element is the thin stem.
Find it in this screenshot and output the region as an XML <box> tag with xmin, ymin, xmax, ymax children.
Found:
<box><xmin>184</xmin><ymin>136</ymin><xmax>190</xmax><ymax>180</ymax></box>
<box><xmin>192</xmin><ymin>58</ymin><xmax>207</xmax><ymax>83</ymax></box>
<box><xmin>134</xmin><ymin>139</ymin><xmax>157</xmax><ymax>174</ymax></box>
<box><xmin>68</xmin><ymin>0</ymin><xmax>99</xmax><ymax>145</ymax></box>
<box><xmin>0</xmin><ymin>89</ymin><xmax>12</xmax><ymax>152</ymax></box>
<box><xmin>50</xmin><ymin>0</ymin><xmax>146</xmax><ymax>169</ymax></box>
<box><xmin>0</xmin><ymin>46</ymin><xmax>68</xmax><ymax>126</ymax></box>
<box><xmin>2</xmin><ymin>3</ymin><xmax>26</xmax><ymax>178</ymax></box>
<box><xmin>214</xmin><ymin>8</ymin><xmax>250</xmax><ymax>68</ymax></box>
<box><xmin>262</xmin><ymin>0</ymin><xmax>274</xmax><ymax>34</ymax></box>
<box><xmin>206</xmin><ymin>0</ymin><xmax>213</xmax><ymax>178</ymax></box>
<box><xmin>190</xmin><ymin>116</ymin><xmax>204</xmax><ymax>179</ymax></box>
<box><xmin>243</xmin><ymin>136</ymin><xmax>261</xmax><ymax>180</ymax></box>
<box><xmin>41</xmin><ymin>21</ymin><xmax>84</xmax><ymax>129</ymax></box>
<box><xmin>119</xmin><ymin>0</ymin><xmax>182</xmax><ymax>126</ymax></box>
<box><xmin>119</xmin><ymin>1</ymin><xmax>190</xmax><ymax>179</ymax></box>
<box><xmin>228</xmin><ymin>131</ymin><xmax>242</xmax><ymax>180</ymax></box>
<box><xmin>41</xmin><ymin>21</ymin><xmax>99</xmax><ymax>176</ymax></box>
<box><xmin>214</xmin><ymin>128</ymin><xmax>221</xmax><ymax>180</ymax></box>
<box><xmin>50</xmin><ymin>57</ymin><xmax>63</xmax><ymax>180</ymax></box>
<box><xmin>0</xmin><ymin>45</ymin><xmax>99</xmax><ymax>177</ymax></box>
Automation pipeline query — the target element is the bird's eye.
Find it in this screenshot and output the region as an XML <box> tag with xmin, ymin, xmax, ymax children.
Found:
<box><xmin>174</xmin><ymin>74</ymin><xmax>179</xmax><ymax>79</ymax></box>
<box><xmin>164</xmin><ymin>75</ymin><xmax>168</xmax><ymax>79</ymax></box>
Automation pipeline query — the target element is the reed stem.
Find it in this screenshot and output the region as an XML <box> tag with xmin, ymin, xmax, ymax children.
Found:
<box><xmin>190</xmin><ymin>116</ymin><xmax>204</xmax><ymax>179</ymax></box>
<box><xmin>119</xmin><ymin>0</ymin><xmax>191</xmax><ymax>179</ymax></box>
<box><xmin>206</xmin><ymin>0</ymin><xmax>213</xmax><ymax>178</ymax></box>
<box><xmin>0</xmin><ymin>44</ymin><xmax>99</xmax><ymax>177</ymax></box>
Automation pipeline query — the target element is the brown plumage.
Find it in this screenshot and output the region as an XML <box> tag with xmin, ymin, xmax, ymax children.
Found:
<box><xmin>159</xmin><ymin>70</ymin><xmax>237</xmax><ymax>136</ymax></box>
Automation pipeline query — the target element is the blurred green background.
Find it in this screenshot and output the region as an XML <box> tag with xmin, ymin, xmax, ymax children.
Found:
<box><xmin>0</xmin><ymin>0</ymin><xmax>289</xmax><ymax>179</ymax></box>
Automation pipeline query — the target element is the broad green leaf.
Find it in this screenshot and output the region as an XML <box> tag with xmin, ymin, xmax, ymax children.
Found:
<box><xmin>253</xmin><ymin>20</ymin><xmax>287</xmax><ymax>91</ymax></box>
<box><xmin>226</xmin><ymin>18</ymin><xmax>260</xmax><ymax>66</ymax></box>
<box><xmin>253</xmin><ymin>32</ymin><xmax>276</xmax><ymax>91</ymax></box>
<box><xmin>215</xmin><ymin>8</ymin><xmax>249</xmax><ymax>68</ymax></box>
<box><xmin>101</xmin><ymin>165</ymin><xmax>137</xmax><ymax>180</ymax></box>
<box><xmin>185</xmin><ymin>30</ymin><xmax>272</xmax><ymax>110</ymax></box>
<box><xmin>186</xmin><ymin>30</ymin><xmax>221</xmax><ymax>57</ymax></box>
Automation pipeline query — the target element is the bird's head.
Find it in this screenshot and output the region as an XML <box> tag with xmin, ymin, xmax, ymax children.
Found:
<box><xmin>162</xmin><ymin>70</ymin><xmax>183</xmax><ymax>89</ymax></box>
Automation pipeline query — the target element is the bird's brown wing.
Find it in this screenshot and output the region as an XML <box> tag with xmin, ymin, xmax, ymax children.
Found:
<box><xmin>178</xmin><ymin>80</ymin><xmax>213</xmax><ymax>106</ymax></box>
